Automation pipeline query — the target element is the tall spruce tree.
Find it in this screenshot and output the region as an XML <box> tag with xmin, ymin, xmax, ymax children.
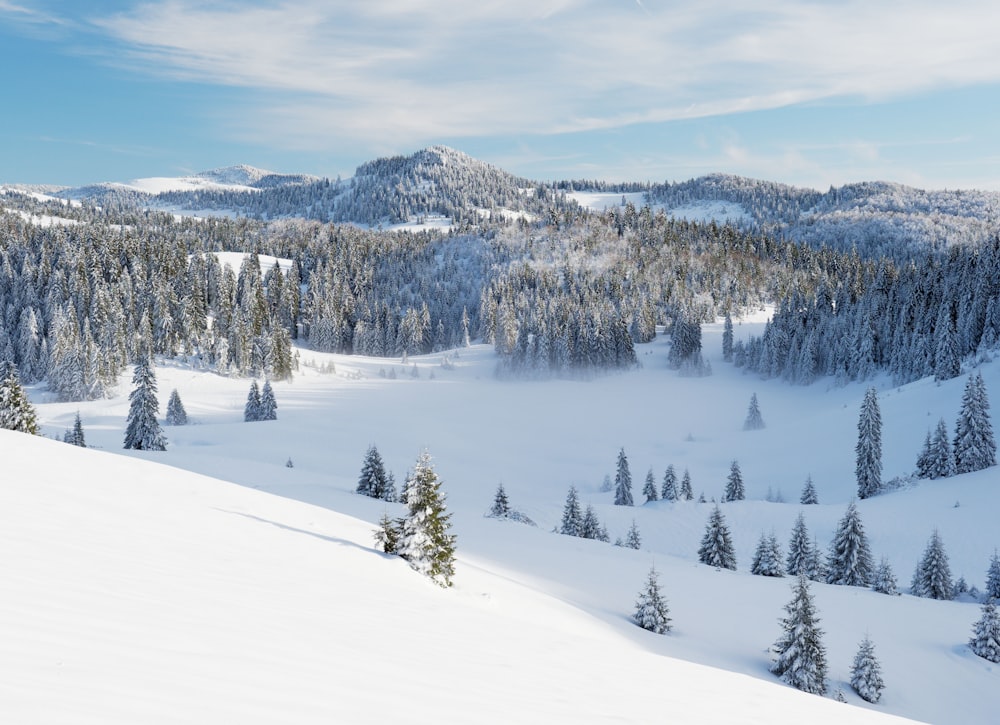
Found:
<box><xmin>614</xmin><ymin>447</ymin><xmax>634</xmax><ymax>506</ymax></box>
<box><xmin>642</xmin><ymin>468</ymin><xmax>658</xmax><ymax>503</ymax></box>
<box><xmin>799</xmin><ymin>475</ymin><xmax>819</xmax><ymax>504</ymax></box>
<box><xmin>771</xmin><ymin>574</ymin><xmax>827</xmax><ymax>695</ymax></box>
<box><xmin>970</xmin><ymin>599</ymin><xmax>1000</xmax><ymax>663</ymax></box>
<box><xmin>399</xmin><ymin>450</ymin><xmax>456</xmax><ymax>587</ymax></box>
<box><xmin>123</xmin><ymin>358</ymin><xmax>166</xmax><ymax>451</ymax></box>
<box><xmin>698</xmin><ymin>505</ymin><xmax>737</xmax><ymax>570</ymax></box>
<box><xmin>244</xmin><ymin>380</ymin><xmax>262</xmax><ymax>422</ymax></box>
<box><xmin>560</xmin><ymin>486</ymin><xmax>582</xmax><ymax>536</ymax></box>
<box><xmin>679</xmin><ymin>468</ymin><xmax>694</xmax><ymax>501</ymax></box>
<box><xmin>954</xmin><ymin>372</ymin><xmax>997</xmax><ymax>474</ymax></box>
<box><xmin>911</xmin><ymin>529</ymin><xmax>954</xmax><ymax>600</ymax></box>
<box><xmin>0</xmin><ymin>363</ymin><xmax>39</xmax><ymax>435</ymax></box>
<box><xmin>661</xmin><ymin>465</ymin><xmax>677</xmax><ymax>501</ymax></box>
<box><xmin>872</xmin><ymin>557</ymin><xmax>899</xmax><ymax>595</ymax></box>
<box><xmin>986</xmin><ymin>550</ymin><xmax>1000</xmax><ymax>600</ymax></box>
<box><xmin>165</xmin><ymin>389</ymin><xmax>188</xmax><ymax>426</ymax></box>
<box><xmin>744</xmin><ymin>392</ymin><xmax>765</xmax><ymax>430</ymax></box>
<box><xmin>751</xmin><ymin>532</ymin><xmax>784</xmax><ymax>577</ymax></box>
<box><xmin>826</xmin><ymin>502</ymin><xmax>874</xmax><ymax>587</ymax></box>
<box><xmin>786</xmin><ymin>513</ymin><xmax>816</xmax><ymax>579</ymax></box>
<box><xmin>357</xmin><ymin>444</ymin><xmax>390</xmax><ymax>500</ymax></box>
<box><xmin>489</xmin><ymin>482</ymin><xmax>510</xmax><ymax>518</ymax></box>
<box><xmin>928</xmin><ymin>418</ymin><xmax>956</xmax><ymax>479</ymax></box>
<box><xmin>259</xmin><ymin>380</ymin><xmax>277</xmax><ymax>421</ymax></box>
<box><xmin>579</xmin><ymin>505</ymin><xmax>603</xmax><ymax>540</ymax></box>
<box><xmin>633</xmin><ymin>566</ymin><xmax>671</xmax><ymax>634</ymax></box>
<box><xmin>64</xmin><ymin>411</ymin><xmax>86</xmax><ymax>447</ymax></box>
<box><xmin>624</xmin><ymin>520</ymin><xmax>641</xmax><ymax>550</ymax></box>
<box><xmin>724</xmin><ymin>460</ymin><xmax>745</xmax><ymax>502</ymax></box>
<box><xmin>850</xmin><ymin>635</ymin><xmax>885</xmax><ymax>703</ymax></box>
<box><xmin>856</xmin><ymin>387</ymin><xmax>882</xmax><ymax>499</ymax></box>
<box><xmin>722</xmin><ymin>312</ymin><xmax>734</xmax><ymax>362</ymax></box>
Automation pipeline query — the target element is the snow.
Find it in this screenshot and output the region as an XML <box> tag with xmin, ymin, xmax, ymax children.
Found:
<box><xmin>2</xmin><ymin>208</ymin><xmax>81</xmax><ymax>227</ymax></box>
<box><xmin>568</xmin><ymin>190</ymin><xmax>647</xmax><ymax>211</ymax></box>
<box><xmin>666</xmin><ymin>200</ymin><xmax>752</xmax><ymax>225</ymax></box>
<box><xmin>21</xmin><ymin>314</ymin><xmax>1000</xmax><ymax>724</ymax></box>
<box><xmin>212</xmin><ymin>251</ymin><xmax>293</xmax><ymax>276</ymax></box>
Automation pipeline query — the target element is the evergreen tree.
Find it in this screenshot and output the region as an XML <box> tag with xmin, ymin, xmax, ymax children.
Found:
<box><xmin>800</xmin><ymin>475</ymin><xmax>818</xmax><ymax>504</ymax></box>
<box><xmin>600</xmin><ymin>473</ymin><xmax>613</xmax><ymax>492</ymax></box>
<box><xmin>698</xmin><ymin>505</ymin><xmax>736</xmax><ymax>570</ymax></box>
<box><xmin>827</xmin><ymin>502</ymin><xmax>874</xmax><ymax>587</ymax></box>
<box><xmin>809</xmin><ymin>536</ymin><xmax>828</xmax><ymax>583</ymax></box>
<box><xmin>624</xmin><ymin>519</ymin><xmax>641</xmax><ymax>550</ymax></box>
<box><xmin>850</xmin><ymin>636</ymin><xmax>885</xmax><ymax>704</ymax></box>
<box><xmin>64</xmin><ymin>411</ymin><xmax>86</xmax><ymax>447</ymax></box>
<box><xmin>722</xmin><ymin>312</ymin><xmax>734</xmax><ymax>362</ymax></box>
<box><xmin>489</xmin><ymin>482</ymin><xmax>510</xmax><ymax>518</ymax></box>
<box><xmin>399</xmin><ymin>450</ymin><xmax>456</xmax><ymax>587</ymax></box>
<box><xmin>915</xmin><ymin>428</ymin><xmax>933</xmax><ymax>479</ymax></box>
<box><xmin>679</xmin><ymin>468</ymin><xmax>694</xmax><ymax>501</ymax></box>
<box><xmin>928</xmin><ymin>418</ymin><xmax>955</xmax><ymax>479</ymax></box>
<box><xmin>954</xmin><ymin>372</ymin><xmax>997</xmax><ymax>474</ymax></box>
<box><xmin>614</xmin><ymin>447</ymin><xmax>633</xmax><ymax>506</ymax></box>
<box><xmin>165</xmin><ymin>388</ymin><xmax>188</xmax><ymax>426</ymax></box>
<box><xmin>373</xmin><ymin>512</ymin><xmax>401</xmax><ymax>554</ymax></box>
<box><xmin>579</xmin><ymin>505</ymin><xmax>603</xmax><ymax>540</ymax></box>
<box><xmin>751</xmin><ymin>532</ymin><xmax>784</xmax><ymax>577</ymax></box>
<box><xmin>771</xmin><ymin>574</ymin><xmax>827</xmax><ymax>695</ymax></box>
<box><xmin>642</xmin><ymin>468</ymin><xmax>658</xmax><ymax>503</ymax></box>
<box><xmin>560</xmin><ymin>486</ymin><xmax>582</xmax><ymax>536</ymax></box>
<box><xmin>122</xmin><ymin>358</ymin><xmax>166</xmax><ymax>451</ymax></box>
<box><xmin>986</xmin><ymin>550</ymin><xmax>1000</xmax><ymax>601</ymax></box>
<box><xmin>0</xmin><ymin>363</ymin><xmax>39</xmax><ymax>435</ymax></box>
<box><xmin>969</xmin><ymin>599</ymin><xmax>1000</xmax><ymax>663</ymax></box>
<box><xmin>744</xmin><ymin>392</ymin><xmax>765</xmax><ymax>430</ymax></box>
<box><xmin>244</xmin><ymin>380</ymin><xmax>262</xmax><ymax>422</ymax></box>
<box><xmin>911</xmin><ymin>529</ymin><xmax>954</xmax><ymax>600</ymax></box>
<box><xmin>357</xmin><ymin>444</ymin><xmax>390</xmax><ymax>500</ymax></box>
<box><xmin>724</xmin><ymin>460</ymin><xmax>745</xmax><ymax>502</ymax></box>
<box><xmin>661</xmin><ymin>465</ymin><xmax>677</xmax><ymax>501</ymax></box>
<box><xmin>786</xmin><ymin>513</ymin><xmax>816</xmax><ymax>579</ymax></box>
<box><xmin>872</xmin><ymin>557</ymin><xmax>899</xmax><ymax>595</ymax></box>
<box><xmin>383</xmin><ymin>471</ymin><xmax>398</xmax><ymax>503</ymax></box>
<box><xmin>856</xmin><ymin>387</ymin><xmax>882</xmax><ymax>499</ymax></box>
<box><xmin>933</xmin><ymin>304</ymin><xmax>961</xmax><ymax>382</ymax></box>
<box><xmin>259</xmin><ymin>380</ymin><xmax>277</xmax><ymax>421</ymax></box>
<box><xmin>633</xmin><ymin>566</ymin><xmax>671</xmax><ymax>634</ymax></box>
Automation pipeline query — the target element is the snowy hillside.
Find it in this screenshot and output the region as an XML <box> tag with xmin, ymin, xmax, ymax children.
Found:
<box><xmin>25</xmin><ymin>315</ymin><xmax>1000</xmax><ymax>724</ymax></box>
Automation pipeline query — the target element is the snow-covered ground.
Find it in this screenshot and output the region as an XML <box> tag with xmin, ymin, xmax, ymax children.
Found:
<box><xmin>21</xmin><ymin>314</ymin><xmax>1000</xmax><ymax>724</ymax></box>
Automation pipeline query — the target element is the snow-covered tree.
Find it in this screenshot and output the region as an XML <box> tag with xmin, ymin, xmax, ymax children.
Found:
<box><xmin>244</xmin><ymin>380</ymin><xmax>262</xmax><ymax>422</ymax></box>
<box><xmin>969</xmin><ymin>599</ymin><xmax>1000</xmax><ymax>663</ymax></box>
<box><xmin>642</xmin><ymin>468</ymin><xmax>658</xmax><ymax>503</ymax></box>
<box><xmin>856</xmin><ymin>387</ymin><xmax>882</xmax><ymax>499</ymax></box>
<box><xmin>357</xmin><ymin>444</ymin><xmax>391</xmax><ymax>500</ymax></box>
<box><xmin>827</xmin><ymin>502</ymin><xmax>874</xmax><ymax>587</ymax></box>
<box><xmin>259</xmin><ymin>380</ymin><xmax>277</xmax><ymax>421</ymax></box>
<box><xmin>373</xmin><ymin>512</ymin><xmax>401</xmax><ymax>554</ymax></box>
<box><xmin>911</xmin><ymin>529</ymin><xmax>954</xmax><ymax>600</ymax></box>
<box><xmin>633</xmin><ymin>566</ymin><xmax>671</xmax><ymax>634</ymax></box>
<box><xmin>850</xmin><ymin>635</ymin><xmax>885</xmax><ymax>703</ymax></box>
<box><xmin>698</xmin><ymin>505</ymin><xmax>736</xmax><ymax>570</ymax></box>
<box><xmin>954</xmin><ymin>372</ymin><xmax>997</xmax><ymax>474</ymax></box>
<box><xmin>986</xmin><ymin>550</ymin><xmax>1000</xmax><ymax>601</ymax></box>
<box><xmin>744</xmin><ymin>392</ymin><xmax>765</xmax><ymax>430</ymax></box>
<box><xmin>399</xmin><ymin>450</ymin><xmax>456</xmax><ymax>587</ymax></box>
<box><xmin>63</xmin><ymin>411</ymin><xmax>86</xmax><ymax>447</ymax></box>
<box><xmin>771</xmin><ymin>574</ymin><xmax>827</xmax><ymax>695</ymax></box>
<box><xmin>579</xmin><ymin>505</ymin><xmax>603</xmax><ymax>540</ymax></box>
<box><xmin>786</xmin><ymin>513</ymin><xmax>816</xmax><ymax>579</ymax></box>
<box><xmin>624</xmin><ymin>519</ymin><xmax>641</xmax><ymax>550</ymax></box>
<box><xmin>661</xmin><ymin>465</ymin><xmax>677</xmax><ymax>501</ymax></box>
<box><xmin>489</xmin><ymin>482</ymin><xmax>510</xmax><ymax>518</ymax></box>
<box><xmin>724</xmin><ymin>460</ymin><xmax>745</xmax><ymax>502</ymax></box>
<box><xmin>560</xmin><ymin>486</ymin><xmax>582</xmax><ymax>536</ymax></box>
<box><xmin>934</xmin><ymin>304</ymin><xmax>961</xmax><ymax>382</ymax></box>
<box><xmin>0</xmin><ymin>363</ymin><xmax>38</xmax><ymax>435</ymax></box>
<box><xmin>614</xmin><ymin>447</ymin><xmax>633</xmax><ymax>506</ymax></box>
<box><xmin>872</xmin><ymin>557</ymin><xmax>899</xmax><ymax>595</ymax></box>
<box><xmin>679</xmin><ymin>468</ymin><xmax>694</xmax><ymax>501</ymax></box>
<box><xmin>165</xmin><ymin>388</ymin><xmax>188</xmax><ymax>426</ymax></box>
<box><xmin>123</xmin><ymin>358</ymin><xmax>166</xmax><ymax>451</ymax></box>
<box><xmin>722</xmin><ymin>312</ymin><xmax>734</xmax><ymax>362</ymax></box>
<box><xmin>751</xmin><ymin>532</ymin><xmax>784</xmax><ymax>577</ymax></box>
<box><xmin>799</xmin><ymin>475</ymin><xmax>818</xmax><ymax>505</ymax></box>
<box><xmin>927</xmin><ymin>418</ymin><xmax>955</xmax><ymax>479</ymax></box>
<box><xmin>915</xmin><ymin>428</ymin><xmax>933</xmax><ymax>479</ymax></box>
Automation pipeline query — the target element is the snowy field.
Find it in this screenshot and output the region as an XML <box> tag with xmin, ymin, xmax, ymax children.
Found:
<box><xmin>16</xmin><ymin>314</ymin><xmax>1000</xmax><ymax>724</ymax></box>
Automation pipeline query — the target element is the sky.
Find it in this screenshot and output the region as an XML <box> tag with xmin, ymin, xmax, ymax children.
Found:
<box><xmin>3</xmin><ymin>0</ymin><xmax>1000</xmax><ymax>190</ymax></box>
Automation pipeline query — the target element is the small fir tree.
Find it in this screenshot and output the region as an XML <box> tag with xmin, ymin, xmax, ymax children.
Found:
<box><xmin>625</xmin><ymin>520</ymin><xmax>641</xmax><ymax>550</ymax></box>
<box><xmin>383</xmin><ymin>471</ymin><xmax>398</xmax><ymax>503</ymax></box>
<box><xmin>560</xmin><ymin>486</ymin><xmax>582</xmax><ymax>536</ymax></box>
<box><xmin>872</xmin><ymin>557</ymin><xmax>899</xmax><ymax>595</ymax></box>
<box><xmin>969</xmin><ymin>599</ymin><xmax>1000</xmax><ymax>663</ymax></box>
<box><xmin>65</xmin><ymin>411</ymin><xmax>86</xmax><ymax>447</ymax></box>
<box><xmin>633</xmin><ymin>566</ymin><xmax>671</xmax><ymax>634</ymax></box>
<box><xmin>679</xmin><ymin>468</ymin><xmax>694</xmax><ymax>501</ymax></box>
<box><xmin>489</xmin><ymin>482</ymin><xmax>510</xmax><ymax>518</ymax></box>
<box><xmin>698</xmin><ymin>505</ymin><xmax>736</xmax><ymax>570</ymax></box>
<box><xmin>985</xmin><ymin>550</ymin><xmax>1000</xmax><ymax>601</ymax></box>
<box><xmin>911</xmin><ymin>529</ymin><xmax>954</xmax><ymax>600</ymax></box>
<box><xmin>827</xmin><ymin>502</ymin><xmax>874</xmax><ymax>587</ymax></box>
<box><xmin>373</xmin><ymin>512</ymin><xmax>401</xmax><ymax>554</ymax></box>
<box><xmin>915</xmin><ymin>429</ymin><xmax>933</xmax><ymax>479</ymax></box>
<box><xmin>800</xmin><ymin>475</ymin><xmax>818</xmax><ymax>505</ymax></box>
<box><xmin>856</xmin><ymin>387</ymin><xmax>882</xmax><ymax>499</ymax></box>
<box><xmin>642</xmin><ymin>469</ymin><xmax>658</xmax><ymax>503</ymax></box>
<box><xmin>954</xmin><ymin>372</ymin><xmax>997</xmax><ymax>474</ymax></box>
<box><xmin>614</xmin><ymin>447</ymin><xmax>634</xmax><ymax>506</ymax></box>
<box><xmin>786</xmin><ymin>513</ymin><xmax>816</xmax><ymax>579</ymax></box>
<box><xmin>850</xmin><ymin>635</ymin><xmax>885</xmax><ymax>704</ymax></box>
<box><xmin>398</xmin><ymin>450</ymin><xmax>456</xmax><ymax>587</ymax></box>
<box><xmin>122</xmin><ymin>358</ymin><xmax>166</xmax><ymax>451</ymax></box>
<box><xmin>165</xmin><ymin>389</ymin><xmax>188</xmax><ymax>426</ymax></box>
<box><xmin>724</xmin><ymin>460</ymin><xmax>745</xmax><ymax>502</ymax></box>
<box><xmin>661</xmin><ymin>465</ymin><xmax>677</xmax><ymax>501</ymax></box>
<box><xmin>0</xmin><ymin>363</ymin><xmax>39</xmax><ymax>435</ymax></box>
<box><xmin>809</xmin><ymin>537</ymin><xmax>828</xmax><ymax>583</ymax></box>
<box><xmin>259</xmin><ymin>380</ymin><xmax>277</xmax><ymax>420</ymax></box>
<box><xmin>357</xmin><ymin>444</ymin><xmax>390</xmax><ymax>500</ymax></box>
<box><xmin>600</xmin><ymin>474</ymin><xmax>613</xmax><ymax>492</ymax></box>
<box><xmin>751</xmin><ymin>532</ymin><xmax>785</xmax><ymax>577</ymax></box>
<box><xmin>579</xmin><ymin>505</ymin><xmax>602</xmax><ymax>540</ymax></box>
<box><xmin>244</xmin><ymin>380</ymin><xmax>262</xmax><ymax>422</ymax></box>
<box><xmin>771</xmin><ymin>574</ymin><xmax>827</xmax><ymax>695</ymax></box>
<box><xmin>928</xmin><ymin>418</ymin><xmax>955</xmax><ymax>479</ymax></box>
<box><xmin>722</xmin><ymin>312</ymin><xmax>734</xmax><ymax>362</ymax></box>
<box><xmin>744</xmin><ymin>392</ymin><xmax>765</xmax><ymax>430</ymax></box>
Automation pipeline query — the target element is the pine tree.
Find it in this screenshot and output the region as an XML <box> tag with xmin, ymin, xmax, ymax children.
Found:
<box><xmin>751</xmin><ymin>532</ymin><xmax>784</xmax><ymax>577</ymax></box>
<box><xmin>642</xmin><ymin>469</ymin><xmax>658</xmax><ymax>503</ymax></box>
<box><xmin>625</xmin><ymin>519</ymin><xmax>641</xmax><ymax>549</ymax></box>
<box><xmin>827</xmin><ymin>502</ymin><xmax>874</xmax><ymax>587</ymax></box>
<box><xmin>633</xmin><ymin>566</ymin><xmax>671</xmax><ymax>634</ymax></box>
<box><xmin>399</xmin><ymin>450</ymin><xmax>456</xmax><ymax>587</ymax></box>
<box><xmin>786</xmin><ymin>513</ymin><xmax>816</xmax><ymax>579</ymax></box>
<box><xmin>614</xmin><ymin>447</ymin><xmax>633</xmax><ymax>506</ymax></box>
<box><xmin>856</xmin><ymin>387</ymin><xmax>882</xmax><ymax>499</ymax></box>
<box><xmin>244</xmin><ymin>380</ymin><xmax>262</xmax><ymax>422</ymax></box>
<box><xmin>872</xmin><ymin>557</ymin><xmax>899</xmax><ymax>595</ymax></box>
<box><xmin>969</xmin><ymin>599</ymin><xmax>1000</xmax><ymax>663</ymax></box>
<box><xmin>934</xmin><ymin>304</ymin><xmax>961</xmax><ymax>382</ymax></box>
<box><xmin>661</xmin><ymin>465</ymin><xmax>677</xmax><ymax>501</ymax></box>
<box><xmin>915</xmin><ymin>429</ymin><xmax>933</xmax><ymax>479</ymax></box>
<box><xmin>986</xmin><ymin>551</ymin><xmax>1000</xmax><ymax>600</ymax></box>
<box><xmin>560</xmin><ymin>486</ymin><xmax>582</xmax><ymax>536</ymax></box>
<box><xmin>911</xmin><ymin>529</ymin><xmax>954</xmax><ymax>600</ymax></box>
<box><xmin>722</xmin><ymin>312</ymin><xmax>734</xmax><ymax>362</ymax></box>
<box><xmin>744</xmin><ymin>392</ymin><xmax>765</xmax><ymax>430</ymax></box>
<box><xmin>679</xmin><ymin>468</ymin><xmax>694</xmax><ymax>501</ymax></box>
<box><xmin>800</xmin><ymin>475</ymin><xmax>818</xmax><ymax>504</ymax></box>
<box><xmin>489</xmin><ymin>482</ymin><xmax>510</xmax><ymax>518</ymax></box>
<box><xmin>579</xmin><ymin>505</ymin><xmax>603</xmax><ymax>540</ymax></box>
<box><xmin>65</xmin><ymin>411</ymin><xmax>86</xmax><ymax>447</ymax></box>
<box><xmin>954</xmin><ymin>372</ymin><xmax>997</xmax><ymax>474</ymax></box>
<box><xmin>724</xmin><ymin>460</ymin><xmax>745</xmax><ymax>502</ymax></box>
<box><xmin>0</xmin><ymin>363</ymin><xmax>39</xmax><ymax>435</ymax></box>
<box><xmin>373</xmin><ymin>512</ymin><xmax>401</xmax><ymax>554</ymax></box>
<box><xmin>259</xmin><ymin>380</ymin><xmax>277</xmax><ymax>420</ymax></box>
<box><xmin>771</xmin><ymin>574</ymin><xmax>827</xmax><ymax>695</ymax></box>
<box><xmin>123</xmin><ymin>358</ymin><xmax>166</xmax><ymax>451</ymax></box>
<box><xmin>357</xmin><ymin>444</ymin><xmax>390</xmax><ymax>500</ymax></box>
<box><xmin>165</xmin><ymin>389</ymin><xmax>188</xmax><ymax>426</ymax></box>
<box><xmin>928</xmin><ymin>418</ymin><xmax>955</xmax><ymax>479</ymax></box>
<box><xmin>850</xmin><ymin>635</ymin><xmax>885</xmax><ymax>703</ymax></box>
<box><xmin>698</xmin><ymin>505</ymin><xmax>736</xmax><ymax>570</ymax></box>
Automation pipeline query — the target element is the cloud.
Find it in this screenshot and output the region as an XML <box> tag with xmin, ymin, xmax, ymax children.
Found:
<box><xmin>0</xmin><ymin>0</ymin><xmax>69</xmax><ymax>26</ymax></box>
<box><xmin>90</xmin><ymin>0</ymin><xmax>1000</xmax><ymax>152</ymax></box>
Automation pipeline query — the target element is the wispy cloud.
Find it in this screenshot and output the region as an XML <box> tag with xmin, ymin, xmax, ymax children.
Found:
<box><xmin>90</xmin><ymin>0</ymin><xmax>1000</xmax><ymax>152</ymax></box>
<box><xmin>0</xmin><ymin>0</ymin><xmax>69</xmax><ymax>26</ymax></box>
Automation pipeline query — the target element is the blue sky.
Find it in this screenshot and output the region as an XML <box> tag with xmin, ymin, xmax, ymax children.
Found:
<box><xmin>3</xmin><ymin>0</ymin><xmax>1000</xmax><ymax>190</ymax></box>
